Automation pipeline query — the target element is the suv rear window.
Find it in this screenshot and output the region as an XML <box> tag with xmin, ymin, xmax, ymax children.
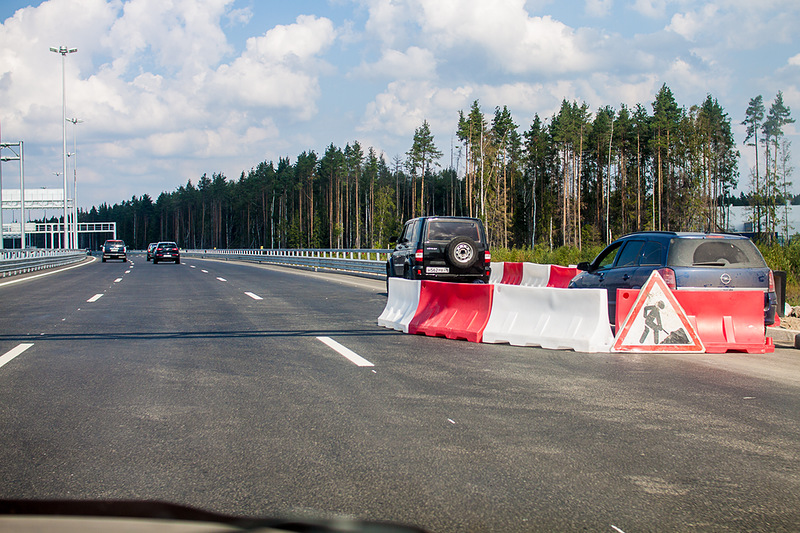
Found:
<box><xmin>668</xmin><ymin>238</ymin><xmax>767</xmax><ymax>268</ymax></box>
<box><xmin>425</xmin><ymin>220</ymin><xmax>481</xmax><ymax>242</ymax></box>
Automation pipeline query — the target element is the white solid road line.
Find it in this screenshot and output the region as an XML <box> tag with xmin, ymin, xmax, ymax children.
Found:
<box><xmin>87</xmin><ymin>294</ymin><xmax>103</xmax><ymax>302</ymax></box>
<box><xmin>245</xmin><ymin>292</ymin><xmax>263</xmax><ymax>300</ymax></box>
<box><xmin>216</xmin><ymin>277</ymin><xmax>227</xmax><ymax>282</ymax></box>
<box><xmin>316</xmin><ymin>337</ymin><xmax>374</xmax><ymax>367</ymax></box>
<box><xmin>0</xmin><ymin>343</ymin><xmax>33</xmax><ymax>370</ymax></box>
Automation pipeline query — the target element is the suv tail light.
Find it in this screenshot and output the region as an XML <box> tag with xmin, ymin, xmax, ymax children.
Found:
<box><xmin>415</xmin><ymin>249</ymin><xmax>424</xmax><ymax>262</ymax></box>
<box><xmin>657</xmin><ymin>267</ymin><xmax>676</xmax><ymax>289</ymax></box>
<box><xmin>769</xmin><ymin>270</ymin><xmax>775</xmax><ymax>292</ymax></box>
<box><xmin>484</xmin><ymin>251</ymin><xmax>491</xmax><ymax>264</ymax></box>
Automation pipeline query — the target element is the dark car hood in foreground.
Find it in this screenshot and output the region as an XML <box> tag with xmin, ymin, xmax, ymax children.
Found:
<box><xmin>0</xmin><ymin>500</ymin><xmax>429</xmax><ymax>533</ymax></box>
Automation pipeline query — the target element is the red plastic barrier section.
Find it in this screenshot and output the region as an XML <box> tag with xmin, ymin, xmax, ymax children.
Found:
<box><xmin>500</xmin><ymin>262</ymin><xmax>523</xmax><ymax>285</ymax></box>
<box><xmin>547</xmin><ymin>265</ymin><xmax>580</xmax><ymax>288</ymax></box>
<box><xmin>408</xmin><ymin>280</ymin><xmax>493</xmax><ymax>343</ymax></box>
<box><xmin>616</xmin><ymin>289</ymin><xmax>773</xmax><ymax>354</ymax></box>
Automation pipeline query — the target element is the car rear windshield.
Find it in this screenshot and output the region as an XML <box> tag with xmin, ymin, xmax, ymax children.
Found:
<box><xmin>667</xmin><ymin>237</ymin><xmax>767</xmax><ymax>268</ymax></box>
<box><xmin>159</xmin><ymin>243</ymin><xmax>177</xmax><ymax>248</ymax></box>
<box><xmin>425</xmin><ymin>220</ymin><xmax>481</xmax><ymax>242</ymax></box>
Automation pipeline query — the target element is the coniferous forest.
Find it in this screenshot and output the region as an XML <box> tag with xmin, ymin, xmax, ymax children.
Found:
<box><xmin>80</xmin><ymin>85</ymin><xmax>794</xmax><ymax>252</ymax></box>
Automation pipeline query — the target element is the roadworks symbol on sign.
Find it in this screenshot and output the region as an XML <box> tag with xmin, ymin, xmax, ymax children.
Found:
<box><xmin>613</xmin><ymin>270</ymin><xmax>704</xmax><ymax>353</ymax></box>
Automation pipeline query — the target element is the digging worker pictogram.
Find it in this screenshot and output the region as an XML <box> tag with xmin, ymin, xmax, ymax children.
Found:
<box><xmin>639</xmin><ymin>300</ymin><xmax>666</xmax><ymax>344</ymax></box>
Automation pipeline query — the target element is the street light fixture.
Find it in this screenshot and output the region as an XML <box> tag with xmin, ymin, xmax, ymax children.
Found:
<box><xmin>50</xmin><ymin>45</ymin><xmax>77</xmax><ymax>249</ymax></box>
<box><xmin>67</xmin><ymin>117</ymin><xmax>82</xmax><ymax>249</ymax></box>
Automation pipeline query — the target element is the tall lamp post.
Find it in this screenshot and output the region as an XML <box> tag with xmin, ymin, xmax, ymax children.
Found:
<box><xmin>67</xmin><ymin>117</ymin><xmax>82</xmax><ymax>249</ymax></box>
<box><xmin>50</xmin><ymin>45</ymin><xmax>77</xmax><ymax>249</ymax></box>
<box><xmin>52</xmin><ymin>171</ymin><xmax>61</xmax><ymax>247</ymax></box>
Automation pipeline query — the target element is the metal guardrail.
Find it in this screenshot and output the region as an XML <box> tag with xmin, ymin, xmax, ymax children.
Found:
<box><xmin>0</xmin><ymin>249</ymin><xmax>87</xmax><ymax>278</ymax></box>
<box><xmin>183</xmin><ymin>248</ymin><xmax>392</xmax><ymax>277</ymax></box>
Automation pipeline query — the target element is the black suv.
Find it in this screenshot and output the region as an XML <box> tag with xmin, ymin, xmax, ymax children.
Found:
<box><xmin>101</xmin><ymin>239</ymin><xmax>127</xmax><ymax>262</ymax></box>
<box><xmin>387</xmin><ymin>216</ymin><xmax>491</xmax><ymax>284</ymax></box>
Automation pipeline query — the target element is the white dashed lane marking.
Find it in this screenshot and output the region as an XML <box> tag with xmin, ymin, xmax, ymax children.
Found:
<box><xmin>87</xmin><ymin>294</ymin><xmax>103</xmax><ymax>302</ymax></box>
<box><xmin>245</xmin><ymin>292</ymin><xmax>263</xmax><ymax>300</ymax></box>
<box><xmin>317</xmin><ymin>337</ymin><xmax>374</xmax><ymax>367</ymax></box>
<box><xmin>0</xmin><ymin>343</ymin><xmax>33</xmax><ymax>370</ymax></box>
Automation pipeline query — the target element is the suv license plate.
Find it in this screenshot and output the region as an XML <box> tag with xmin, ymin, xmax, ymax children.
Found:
<box><xmin>426</xmin><ymin>267</ymin><xmax>449</xmax><ymax>274</ymax></box>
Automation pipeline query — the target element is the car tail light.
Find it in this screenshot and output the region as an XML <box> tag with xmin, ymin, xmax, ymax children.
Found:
<box><xmin>769</xmin><ymin>270</ymin><xmax>775</xmax><ymax>292</ymax></box>
<box><xmin>657</xmin><ymin>267</ymin><xmax>676</xmax><ymax>289</ymax></box>
<box><xmin>415</xmin><ymin>249</ymin><xmax>424</xmax><ymax>262</ymax></box>
<box><xmin>485</xmin><ymin>251</ymin><xmax>491</xmax><ymax>263</ymax></box>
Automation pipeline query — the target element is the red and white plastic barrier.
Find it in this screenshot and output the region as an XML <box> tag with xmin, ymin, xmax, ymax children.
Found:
<box><xmin>546</xmin><ymin>265</ymin><xmax>580</xmax><ymax>288</ymax></box>
<box><xmin>378</xmin><ymin>267</ymin><xmax>768</xmax><ymax>354</ymax></box>
<box><xmin>408</xmin><ymin>281</ymin><xmax>493</xmax><ymax>343</ymax></box>
<box><xmin>483</xmin><ymin>284</ymin><xmax>614</xmax><ymax>352</ymax></box>
<box><xmin>377</xmin><ymin>277</ymin><xmax>420</xmax><ymax>333</ymax></box>
<box><xmin>616</xmin><ymin>288</ymin><xmax>773</xmax><ymax>354</ymax></box>
<box><xmin>378</xmin><ymin>277</ymin><xmax>613</xmax><ymax>351</ymax></box>
<box><xmin>489</xmin><ymin>262</ymin><xmax>578</xmax><ymax>288</ymax></box>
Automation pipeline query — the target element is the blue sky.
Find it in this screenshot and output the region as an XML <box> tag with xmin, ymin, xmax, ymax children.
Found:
<box><xmin>1</xmin><ymin>0</ymin><xmax>798</xmax><ymax>211</ymax></box>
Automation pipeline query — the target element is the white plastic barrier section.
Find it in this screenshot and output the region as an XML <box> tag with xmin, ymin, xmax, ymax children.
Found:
<box><xmin>489</xmin><ymin>262</ymin><xmax>561</xmax><ymax>287</ymax></box>
<box><xmin>482</xmin><ymin>284</ymin><xmax>614</xmax><ymax>352</ymax></box>
<box><xmin>377</xmin><ymin>277</ymin><xmax>421</xmax><ymax>333</ymax></box>
<box><xmin>489</xmin><ymin>262</ymin><xmax>504</xmax><ymax>284</ymax></box>
<box><xmin>520</xmin><ymin>263</ymin><xmax>551</xmax><ymax>287</ymax></box>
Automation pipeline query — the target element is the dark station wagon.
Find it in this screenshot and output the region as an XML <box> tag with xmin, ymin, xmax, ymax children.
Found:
<box><xmin>152</xmin><ymin>242</ymin><xmax>180</xmax><ymax>264</ymax></box>
<box><xmin>569</xmin><ymin>231</ymin><xmax>777</xmax><ymax>325</ymax></box>
<box><xmin>387</xmin><ymin>216</ymin><xmax>491</xmax><ymax>284</ymax></box>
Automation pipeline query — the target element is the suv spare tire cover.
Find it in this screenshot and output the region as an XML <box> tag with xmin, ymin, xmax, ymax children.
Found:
<box><xmin>446</xmin><ymin>236</ymin><xmax>478</xmax><ymax>268</ymax></box>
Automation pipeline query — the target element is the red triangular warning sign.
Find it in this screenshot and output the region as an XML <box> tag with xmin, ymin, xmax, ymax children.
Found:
<box><xmin>613</xmin><ymin>271</ymin><xmax>704</xmax><ymax>353</ymax></box>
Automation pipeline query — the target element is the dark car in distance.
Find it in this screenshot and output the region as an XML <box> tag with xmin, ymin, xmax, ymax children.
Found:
<box><xmin>387</xmin><ymin>216</ymin><xmax>491</xmax><ymax>284</ymax></box>
<box><xmin>146</xmin><ymin>243</ymin><xmax>157</xmax><ymax>261</ymax></box>
<box><xmin>101</xmin><ymin>239</ymin><xmax>127</xmax><ymax>262</ymax></box>
<box><xmin>153</xmin><ymin>242</ymin><xmax>180</xmax><ymax>264</ymax></box>
<box><xmin>568</xmin><ymin>231</ymin><xmax>777</xmax><ymax>325</ymax></box>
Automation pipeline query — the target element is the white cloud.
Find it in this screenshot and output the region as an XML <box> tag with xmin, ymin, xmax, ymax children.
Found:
<box><xmin>412</xmin><ymin>0</ymin><xmax>596</xmax><ymax>74</ymax></box>
<box><xmin>106</xmin><ymin>0</ymin><xmax>233</xmax><ymax>76</ymax></box>
<box><xmin>631</xmin><ymin>0</ymin><xmax>668</xmax><ymax>18</ymax></box>
<box><xmin>361</xmin><ymin>0</ymin><xmax>412</xmax><ymax>48</ymax></box>
<box><xmin>354</xmin><ymin>46</ymin><xmax>436</xmax><ymax>79</ymax></box>
<box><xmin>359</xmin><ymin>80</ymin><xmax>472</xmax><ymax>138</ymax></box>
<box><xmin>210</xmin><ymin>15</ymin><xmax>335</xmax><ymax>118</ymax></box>
<box><xmin>667</xmin><ymin>4</ymin><xmax>718</xmax><ymax>42</ymax></box>
<box><xmin>789</xmin><ymin>54</ymin><xmax>800</xmax><ymax>67</ymax></box>
<box><xmin>585</xmin><ymin>0</ymin><xmax>612</xmax><ymax>17</ymax></box>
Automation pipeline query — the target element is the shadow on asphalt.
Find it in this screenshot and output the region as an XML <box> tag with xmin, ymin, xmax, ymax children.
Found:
<box><xmin>0</xmin><ymin>328</ymin><xmax>400</xmax><ymax>343</ymax></box>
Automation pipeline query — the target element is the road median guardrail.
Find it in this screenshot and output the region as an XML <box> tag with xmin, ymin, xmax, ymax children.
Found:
<box><xmin>183</xmin><ymin>248</ymin><xmax>392</xmax><ymax>277</ymax></box>
<box><xmin>0</xmin><ymin>249</ymin><xmax>87</xmax><ymax>278</ymax></box>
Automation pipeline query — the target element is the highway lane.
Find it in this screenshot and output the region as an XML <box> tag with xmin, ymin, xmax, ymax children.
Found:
<box><xmin>0</xmin><ymin>255</ymin><xmax>799</xmax><ymax>532</ymax></box>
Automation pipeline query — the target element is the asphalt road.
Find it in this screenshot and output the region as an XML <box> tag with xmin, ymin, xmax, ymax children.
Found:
<box><xmin>0</xmin><ymin>254</ymin><xmax>799</xmax><ymax>532</ymax></box>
